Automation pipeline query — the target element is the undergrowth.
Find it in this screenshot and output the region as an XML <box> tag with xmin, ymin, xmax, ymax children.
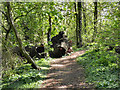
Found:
<box><xmin>77</xmin><ymin>49</ymin><xmax>120</xmax><ymax>88</ymax></box>
<box><xmin>1</xmin><ymin>58</ymin><xmax>52</xmax><ymax>89</ymax></box>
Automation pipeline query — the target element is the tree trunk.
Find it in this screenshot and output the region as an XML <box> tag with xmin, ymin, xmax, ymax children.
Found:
<box><xmin>1</xmin><ymin>4</ymin><xmax>11</xmax><ymax>41</ymax></box>
<box><xmin>74</xmin><ymin>2</ymin><xmax>79</xmax><ymax>47</ymax></box>
<box><xmin>6</xmin><ymin>2</ymin><xmax>38</xmax><ymax>69</ymax></box>
<box><xmin>78</xmin><ymin>2</ymin><xmax>82</xmax><ymax>47</ymax></box>
<box><xmin>83</xmin><ymin>2</ymin><xmax>86</xmax><ymax>33</ymax></box>
<box><xmin>47</xmin><ymin>15</ymin><xmax>52</xmax><ymax>45</ymax></box>
<box><xmin>118</xmin><ymin>2</ymin><xmax>120</xmax><ymax>18</ymax></box>
<box><xmin>93</xmin><ymin>1</ymin><xmax>97</xmax><ymax>42</ymax></box>
<box><xmin>5</xmin><ymin>26</ymin><xmax>11</xmax><ymax>40</ymax></box>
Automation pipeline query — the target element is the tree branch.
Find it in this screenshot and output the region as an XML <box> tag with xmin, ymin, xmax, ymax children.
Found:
<box><xmin>14</xmin><ymin>6</ymin><xmax>36</xmax><ymax>22</ymax></box>
<box><xmin>0</xmin><ymin>10</ymin><xmax>7</xmax><ymax>18</ymax></box>
<box><xmin>2</xmin><ymin>25</ymin><xmax>8</xmax><ymax>32</ymax></box>
<box><xmin>5</xmin><ymin>25</ymin><xmax>11</xmax><ymax>40</ymax></box>
<box><xmin>6</xmin><ymin>2</ymin><xmax>39</xmax><ymax>69</ymax></box>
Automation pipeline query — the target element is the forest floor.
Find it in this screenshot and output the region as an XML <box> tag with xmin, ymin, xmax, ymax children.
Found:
<box><xmin>40</xmin><ymin>50</ymin><xmax>94</xmax><ymax>88</ymax></box>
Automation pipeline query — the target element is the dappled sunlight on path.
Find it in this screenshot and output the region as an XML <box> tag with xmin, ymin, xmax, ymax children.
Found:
<box><xmin>40</xmin><ymin>50</ymin><xmax>94</xmax><ymax>88</ymax></box>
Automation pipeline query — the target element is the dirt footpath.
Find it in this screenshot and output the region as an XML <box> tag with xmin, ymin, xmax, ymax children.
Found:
<box><xmin>41</xmin><ymin>50</ymin><xmax>94</xmax><ymax>88</ymax></box>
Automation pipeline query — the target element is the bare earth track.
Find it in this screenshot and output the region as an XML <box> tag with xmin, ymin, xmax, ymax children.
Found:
<box><xmin>41</xmin><ymin>50</ymin><xmax>94</xmax><ymax>88</ymax></box>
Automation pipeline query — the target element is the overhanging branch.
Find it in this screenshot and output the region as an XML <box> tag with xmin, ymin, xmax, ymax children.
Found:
<box><xmin>14</xmin><ymin>6</ymin><xmax>37</xmax><ymax>22</ymax></box>
<box><xmin>2</xmin><ymin>25</ymin><xmax>8</xmax><ymax>32</ymax></box>
<box><xmin>0</xmin><ymin>10</ymin><xmax>7</xmax><ymax>18</ymax></box>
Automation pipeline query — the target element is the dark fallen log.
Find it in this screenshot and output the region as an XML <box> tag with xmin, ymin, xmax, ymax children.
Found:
<box><xmin>29</xmin><ymin>46</ymin><xmax>39</xmax><ymax>58</ymax></box>
<box><xmin>49</xmin><ymin>47</ymin><xmax>66</xmax><ymax>58</ymax></box>
<box><xmin>12</xmin><ymin>44</ymin><xmax>46</xmax><ymax>59</ymax></box>
<box><xmin>29</xmin><ymin>44</ymin><xmax>46</xmax><ymax>59</ymax></box>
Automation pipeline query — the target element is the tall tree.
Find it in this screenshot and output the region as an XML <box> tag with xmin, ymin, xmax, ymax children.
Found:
<box><xmin>0</xmin><ymin>4</ymin><xmax>11</xmax><ymax>41</ymax></box>
<box><xmin>93</xmin><ymin>1</ymin><xmax>98</xmax><ymax>42</ymax></box>
<box><xmin>74</xmin><ymin>2</ymin><xmax>79</xmax><ymax>47</ymax></box>
<box><xmin>6</xmin><ymin>2</ymin><xmax>38</xmax><ymax>69</ymax></box>
<box><xmin>78</xmin><ymin>2</ymin><xmax>82</xmax><ymax>47</ymax></box>
<box><xmin>83</xmin><ymin>2</ymin><xmax>86</xmax><ymax>33</ymax></box>
<box><xmin>47</xmin><ymin>15</ymin><xmax>52</xmax><ymax>45</ymax></box>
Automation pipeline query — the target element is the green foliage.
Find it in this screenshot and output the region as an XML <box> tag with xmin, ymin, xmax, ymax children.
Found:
<box><xmin>1</xmin><ymin>2</ymin><xmax>120</xmax><ymax>89</ymax></box>
<box><xmin>1</xmin><ymin>58</ymin><xmax>50</xmax><ymax>88</ymax></box>
<box><xmin>77</xmin><ymin>3</ymin><xmax>120</xmax><ymax>88</ymax></box>
<box><xmin>77</xmin><ymin>49</ymin><xmax>120</xmax><ymax>88</ymax></box>
<box><xmin>2</xmin><ymin>48</ymin><xmax>25</xmax><ymax>79</ymax></box>
<box><xmin>95</xmin><ymin>2</ymin><xmax>120</xmax><ymax>47</ymax></box>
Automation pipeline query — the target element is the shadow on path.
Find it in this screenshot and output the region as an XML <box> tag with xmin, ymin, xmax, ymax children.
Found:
<box><xmin>40</xmin><ymin>50</ymin><xmax>94</xmax><ymax>88</ymax></box>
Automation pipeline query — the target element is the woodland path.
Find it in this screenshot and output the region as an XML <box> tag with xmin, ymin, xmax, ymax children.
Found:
<box><xmin>40</xmin><ymin>50</ymin><xmax>94</xmax><ymax>88</ymax></box>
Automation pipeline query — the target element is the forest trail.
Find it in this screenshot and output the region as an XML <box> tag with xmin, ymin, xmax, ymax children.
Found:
<box><xmin>40</xmin><ymin>50</ymin><xmax>94</xmax><ymax>88</ymax></box>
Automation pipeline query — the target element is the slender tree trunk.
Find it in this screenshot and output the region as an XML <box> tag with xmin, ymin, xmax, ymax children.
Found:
<box><xmin>99</xmin><ymin>2</ymin><xmax>102</xmax><ymax>32</ymax></box>
<box><xmin>83</xmin><ymin>2</ymin><xmax>86</xmax><ymax>33</ymax></box>
<box><xmin>93</xmin><ymin>1</ymin><xmax>97</xmax><ymax>42</ymax></box>
<box><xmin>23</xmin><ymin>22</ymin><xmax>30</xmax><ymax>40</ymax></box>
<box><xmin>4</xmin><ymin>24</ymin><xmax>11</xmax><ymax>40</ymax></box>
<box><xmin>47</xmin><ymin>15</ymin><xmax>52</xmax><ymax>45</ymax></box>
<box><xmin>1</xmin><ymin>4</ymin><xmax>11</xmax><ymax>41</ymax></box>
<box><xmin>74</xmin><ymin>2</ymin><xmax>79</xmax><ymax>47</ymax></box>
<box><xmin>78</xmin><ymin>2</ymin><xmax>82</xmax><ymax>47</ymax></box>
<box><xmin>6</xmin><ymin>2</ymin><xmax>38</xmax><ymax>69</ymax></box>
<box><xmin>118</xmin><ymin>2</ymin><xmax>120</xmax><ymax>16</ymax></box>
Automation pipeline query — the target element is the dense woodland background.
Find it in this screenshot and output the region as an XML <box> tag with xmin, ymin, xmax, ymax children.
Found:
<box><xmin>0</xmin><ymin>2</ymin><xmax>120</xmax><ymax>89</ymax></box>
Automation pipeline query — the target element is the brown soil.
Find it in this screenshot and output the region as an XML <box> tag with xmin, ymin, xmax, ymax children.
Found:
<box><xmin>40</xmin><ymin>50</ymin><xmax>94</xmax><ymax>88</ymax></box>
